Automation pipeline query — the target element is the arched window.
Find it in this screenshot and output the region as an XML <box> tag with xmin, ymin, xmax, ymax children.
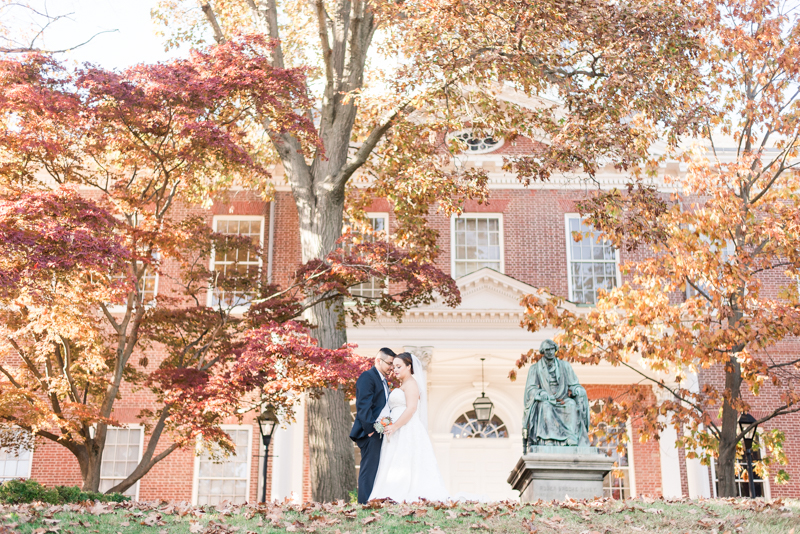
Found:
<box><xmin>450</xmin><ymin>130</ymin><xmax>504</xmax><ymax>154</ymax></box>
<box><xmin>451</xmin><ymin>410</ymin><xmax>508</xmax><ymax>439</ymax></box>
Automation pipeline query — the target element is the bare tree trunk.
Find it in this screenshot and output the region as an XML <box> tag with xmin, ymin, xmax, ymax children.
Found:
<box><xmin>717</xmin><ymin>355</ymin><xmax>743</xmax><ymax>497</ymax></box>
<box><xmin>297</xmin><ymin>183</ymin><xmax>356</xmax><ymax>501</ymax></box>
<box><xmin>77</xmin><ymin>445</ymin><xmax>103</xmax><ymax>492</ymax></box>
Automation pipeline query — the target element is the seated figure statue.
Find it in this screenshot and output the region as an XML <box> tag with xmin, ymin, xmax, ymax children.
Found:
<box><xmin>523</xmin><ymin>339</ymin><xmax>590</xmax><ymax>449</ymax></box>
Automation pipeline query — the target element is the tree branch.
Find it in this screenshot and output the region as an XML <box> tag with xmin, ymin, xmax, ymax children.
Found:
<box><xmin>200</xmin><ymin>2</ymin><xmax>226</xmax><ymax>44</ymax></box>
<box><xmin>329</xmin><ymin>102</ymin><xmax>413</xmax><ymax>189</ymax></box>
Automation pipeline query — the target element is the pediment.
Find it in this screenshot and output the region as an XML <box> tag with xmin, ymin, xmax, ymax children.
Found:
<box><xmin>422</xmin><ymin>267</ymin><xmax>580</xmax><ymax>315</ymax></box>
<box><xmin>455</xmin><ymin>268</ymin><xmax>535</xmax><ymax>311</ymax></box>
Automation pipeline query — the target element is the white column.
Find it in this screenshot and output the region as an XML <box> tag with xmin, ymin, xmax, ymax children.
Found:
<box><xmin>659</xmin><ymin>419</ymin><xmax>684</xmax><ymax>498</ymax></box>
<box><xmin>270</xmin><ymin>398</ymin><xmax>305</xmax><ymax>503</ymax></box>
<box><xmin>686</xmin><ymin>455</ymin><xmax>711</xmax><ymax>498</ymax></box>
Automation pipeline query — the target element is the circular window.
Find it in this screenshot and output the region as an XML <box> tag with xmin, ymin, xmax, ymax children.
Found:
<box><xmin>450</xmin><ymin>130</ymin><xmax>504</xmax><ymax>154</ymax></box>
<box><xmin>451</xmin><ymin>410</ymin><xmax>508</xmax><ymax>439</ymax></box>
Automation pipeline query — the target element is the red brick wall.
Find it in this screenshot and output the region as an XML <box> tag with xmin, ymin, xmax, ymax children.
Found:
<box><xmin>584</xmin><ymin>384</ymin><xmax>664</xmax><ymax>497</ymax></box>
<box><xmin>21</xmin><ymin>179</ymin><xmax>800</xmax><ymax>501</ymax></box>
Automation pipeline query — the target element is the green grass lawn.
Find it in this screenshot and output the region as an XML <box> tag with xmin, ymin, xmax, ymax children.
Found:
<box><xmin>3</xmin><ymin>497</ymin><xmax>799</xmax><ymax>534</ymax></box>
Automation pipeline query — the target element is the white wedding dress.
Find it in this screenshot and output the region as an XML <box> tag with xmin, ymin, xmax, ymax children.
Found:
<box><xmin>368</xmin><ymin>387</ymin><xmax>449</xmax><ymax>502</ymax></box>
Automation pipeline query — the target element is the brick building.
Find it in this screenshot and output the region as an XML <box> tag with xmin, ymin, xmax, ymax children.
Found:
<box><xmin>3</xmin><ymin>118</ymin><xmax>798</xmax><ymax>503</ymax></box>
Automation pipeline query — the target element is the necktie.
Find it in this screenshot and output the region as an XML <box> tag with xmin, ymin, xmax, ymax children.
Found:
<box><xmin>381</xmin><ymin>376</ymin><xmax>389</xmax><ymax>400</ymax></box>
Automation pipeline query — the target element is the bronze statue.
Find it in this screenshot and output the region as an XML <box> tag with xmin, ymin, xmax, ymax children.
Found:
<box><xmin>522</xmin><ymin>339</ymin><xmax>590</xmax><ymax>450</ymax></box>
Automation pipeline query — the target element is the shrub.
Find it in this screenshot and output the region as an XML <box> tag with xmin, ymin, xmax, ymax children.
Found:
<box><xmin>0</xmin><ymin>479</ymin><xmax>129</xmax><ymax>504</ymax></box>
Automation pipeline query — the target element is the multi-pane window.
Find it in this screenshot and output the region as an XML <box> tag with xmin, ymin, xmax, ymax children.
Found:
<box><xmin>451</xmin><ymin>411</ymin><xmax>508</xmax><ymax>439</ymax></box>
<box><xmin>450</xmin><ymin>130</ymin><xmax>504</xmax><ymax>154</ymax></box>
<box><xmin>350</xmin><ymin>215</ymin><xmax>388</xmax><ymax>299</ymax></box>
<box><xmin>712</xmin><ymin>438</ymin><xmax>767</xmax><ymax>498</ymax></box>
<box><xmin>567</xmin><ymin>216</ymin><xmax>618</xmax><ymax>305</ymax></box>
<box><xmin>209</xmin><ymin>218</ymin><xmax>263</xmax><ymax>308</ymax></box>
<box><xmin>138</xmin><ymin>267</ymin><xmax>158</xmax><ymax>302</ymax></box>
<box><xmin>453</xmin><ymin>216</ymin><xmax>503</xmax><ymax>278</ymax></box>
<box><xmin>591</xmin><ymin>422</ymin><xmax>632</xmax><ymax>499</ymax></box>
<box><xmin>99</xmin><ymin>427</ymin><xmax>142</xmax><ymax>498</ymax></box>
<box><xmin>0</xmin><ymin>447</ymin><xmax>31</xmax><ymax>481</ymax></box>
<box><xmin>196</xmin><ymin>428</ymin><xmax>251</xmax><ymax>505</ymax></box>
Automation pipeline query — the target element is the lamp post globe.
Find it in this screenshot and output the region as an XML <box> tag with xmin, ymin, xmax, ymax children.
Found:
<box><xmin>737</xmin><ymin>412</ymin><xmax>759</xmax><ymax>498</ymax></box>
<box><xmin>257</xmin><ymin>406</ymin><xmax>279</xmax><ymax>502</ymax></box>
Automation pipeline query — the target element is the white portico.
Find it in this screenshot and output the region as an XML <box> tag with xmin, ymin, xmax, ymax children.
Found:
<box><xmin>269</xmin><ymin>267</ymin><xmax>698</xmax><ymax>502</ymax></box>
<box><xmin>348</xmin><ymin>267</ymin><xmax>647</xmax><ymax>501</ymax></box>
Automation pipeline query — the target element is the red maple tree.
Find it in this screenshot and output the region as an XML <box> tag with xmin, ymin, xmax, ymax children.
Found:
<box><xmin>0</xmin><ymin>39</ymin><xmax>458</xmax><ymax>493</ymax></box>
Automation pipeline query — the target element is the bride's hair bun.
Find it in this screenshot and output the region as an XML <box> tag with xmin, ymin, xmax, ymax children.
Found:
<box><xmin>395</xmin><ymin>352</ymin><xmax>414</xmax><ymax>374</ymax></box>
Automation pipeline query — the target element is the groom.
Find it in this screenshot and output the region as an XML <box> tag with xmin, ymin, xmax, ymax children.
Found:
<box><xmin>350</xmin><ymin>347</ymin><xmax>395</xmax><ymax>504</ymax></box>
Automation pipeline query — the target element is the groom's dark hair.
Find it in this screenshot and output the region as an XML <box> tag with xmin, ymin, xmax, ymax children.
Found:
<box><xmin>378</xmin><ymin>347</ymin><xmax>396</xmax><ymax>359</ymax></box>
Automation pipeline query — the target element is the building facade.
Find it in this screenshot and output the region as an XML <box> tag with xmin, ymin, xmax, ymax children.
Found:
<box><xmin>4</xmin><ymin>125</ymin><xmax>799</xmax><ymax>503</ymax></box>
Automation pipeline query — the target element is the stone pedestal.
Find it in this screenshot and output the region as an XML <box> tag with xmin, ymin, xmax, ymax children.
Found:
<box><xmin>507</xmin><ymin>446</ymin><xmax>616</xmax><ymax>502</ymax></box>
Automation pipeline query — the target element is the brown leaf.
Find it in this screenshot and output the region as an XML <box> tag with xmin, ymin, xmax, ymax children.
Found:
<box><xmin>361</xmin><ymin>516</ymin><xmax>378</xmax><ymax>525</ymax></box>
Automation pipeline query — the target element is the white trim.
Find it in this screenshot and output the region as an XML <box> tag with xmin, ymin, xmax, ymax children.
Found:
<box><xmin>366</xmin><ymin>212</ymin><xmax>389</xmax><ymax>233</ymax></box>
<box><xmin>207</xmin><ymin>215</ymin><xmax>266</xmax><ymax>312</ymax></box>
<box><xmin>0</xmin><ymin>429</ymin><xmax>34</xmax><ymax>481</ymax></box>
<box><xmin>347</xmin><ymin>213</ymin><xmax>390</xmax><ymax>300</ymax></box>
<box><xmin>450</xmin><ymin>213</ymin><xmax>505</xmax><ymax>278</ymax></box>
<box><xmin>564</xmin><ymin>213</ymin><xmax>621</xmax><ymax>305</ymax></box>
<box><xmin>99</xmin><ymin>425</ymin><xmax>144</xmax><ymax>501</ymax></box>
<box><xmin>192</xmin><ymin>424</ymin><xmax>254</xmax><ymax>506</ymax></box>
<box><xmin>626</xmin><ymin>422</ymin><xmax>637</xmax><ymax>498</ymax></box>
<box><xmin>106</xmin><ymin>265</ymin><xmax>160</xmax><ymax>315</ymax></box>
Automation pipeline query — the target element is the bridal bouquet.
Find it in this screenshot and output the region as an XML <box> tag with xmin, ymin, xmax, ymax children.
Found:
<box><xmin>373</xmin><ymin>416</ymin><xmax>393</xmax><ymax>434</ymax></box>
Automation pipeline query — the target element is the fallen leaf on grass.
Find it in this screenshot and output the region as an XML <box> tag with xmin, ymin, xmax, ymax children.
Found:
<box><xmin>361</xmin><ymin>516</ymin><xmax>378</xmax><ymax>525</ymax></box>
<box><xmin>189</xmin><ymin>521</ymin><xmax>203</xmax><ymax>533</ymax></box>
<box><xmin>469</xmin><ymin>523</ymin><xmax>489</xmax><ymax>529</ymax></box>
<box><xmin>644</xmin><ymin>508</ymin><xmax>663</xmax><ymax>515</ymax></box>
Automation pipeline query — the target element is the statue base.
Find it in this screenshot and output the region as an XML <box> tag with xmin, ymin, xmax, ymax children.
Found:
<box><xmin>507</xmin><ymin>446</ymin><xmax>616</xmax><ymax>502</ymax></box>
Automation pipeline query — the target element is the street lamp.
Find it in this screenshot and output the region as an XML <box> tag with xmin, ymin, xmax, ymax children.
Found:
<box><xmin>473</xmin><ymin>358</ymin><xmax>494</xmax><ymax>423</ymax></box>
<box><xmin>256</xmin><ymin>406</ymin><xmax>279</xmax><ymax>502</ymax></box>
<box><xmin>738</xmin><ymin>412</ymin><xmax>759</xmax><ymax>498</ymax></box>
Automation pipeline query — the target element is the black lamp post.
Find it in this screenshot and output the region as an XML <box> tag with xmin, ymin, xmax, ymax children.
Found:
<box><xmin>738</xmin><ymin>412</ymin><xmax>759</xmax><ymax>498</ymax></box>
<box><xmin>256</xmin><ymin>406</ymin><xmax>279</xmax><ymax>503</ymax></box>
<box><xmin>473</xmin><ymin>358</ymin><xmax>494</xmax><ymax>423</ymax></box>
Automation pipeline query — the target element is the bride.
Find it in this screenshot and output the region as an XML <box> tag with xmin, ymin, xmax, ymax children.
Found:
<box><xmin>368</xmin><ymin>352</ymin><xmax>449</xmax><ymax>502</ymax></box>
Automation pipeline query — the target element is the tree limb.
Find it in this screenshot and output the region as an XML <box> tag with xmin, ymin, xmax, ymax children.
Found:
<box><xmin>200</xmin><ymin>2</ymin><xmax>226</xmax><ymax>44</ymax></box>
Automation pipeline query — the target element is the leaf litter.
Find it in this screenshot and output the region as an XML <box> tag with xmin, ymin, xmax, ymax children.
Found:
<box><xmin>2</xmin><ymin>495</ymin><xmax>799</xmax><ymax>533</ymax></box>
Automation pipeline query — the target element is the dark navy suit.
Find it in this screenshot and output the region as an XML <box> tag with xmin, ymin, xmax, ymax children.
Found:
<box><xmin>350</xmin><ymin>366</ymin><xmax>388</xmax><ymax>504</ymax></box>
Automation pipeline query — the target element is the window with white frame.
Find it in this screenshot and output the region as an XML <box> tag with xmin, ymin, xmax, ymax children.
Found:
<box><xmin>451</xmin><ymin>410</ymin><xmax>508</xmax><ymax>439</ymax></box>
<box><xmin>591</xmin><ymin>422</ymin><xmax>633</xmax><ymax>499</ymax></box>
<box><xmin>349</xmin><ymin>214</ymin><xmax>389</xmax><ymax>299</ymax></box>
<box><xmin>106</xmin><ymin>262</ymin><xmax>158</xmax><ymax>310</ymax></box>
<box><xmin>209</xmin><ymin>217</ymin><xmax>264</xmax><ymax>308</ymax></box>
<box><xmin>0</xmin><ymin>447</ymin><xmax>31</xmax><ymax>481</ymax></box>
<box><xmin>449</xmin><ymin>130</ymin><xmax>504</xmax><ymax>154</ymax></box>
<box><xmin>195</xmin><ymin>427</ymin><xmax>251</xmax><ymax>505</ymax></box>
<box><xmin>99</xmin><ymin>427</ymin><xmax>142</xmax><ymax>498</ymax></box>
<box><xmin>566</xmin><ymin>216</ymin><xmax>618</xmax><ymax>305</ymax></box>
<box><xmin>138</xmin><ymin>266</ymin><xmax>158</xmax><ymax>303</ymax></box>
<box><xmin>711</xmin><ymin>436</ymin><xmax>767</xmax><ymax>498</ymax></box>
<box><xmin>0</xmin><ymin>429</ymin><xmax>33</xmax><ymax>482</ymax></box>
<box><xmin>452</xmin><ymin>215</ymin><xmax>503</xmax><ymax>278</ymax></box>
